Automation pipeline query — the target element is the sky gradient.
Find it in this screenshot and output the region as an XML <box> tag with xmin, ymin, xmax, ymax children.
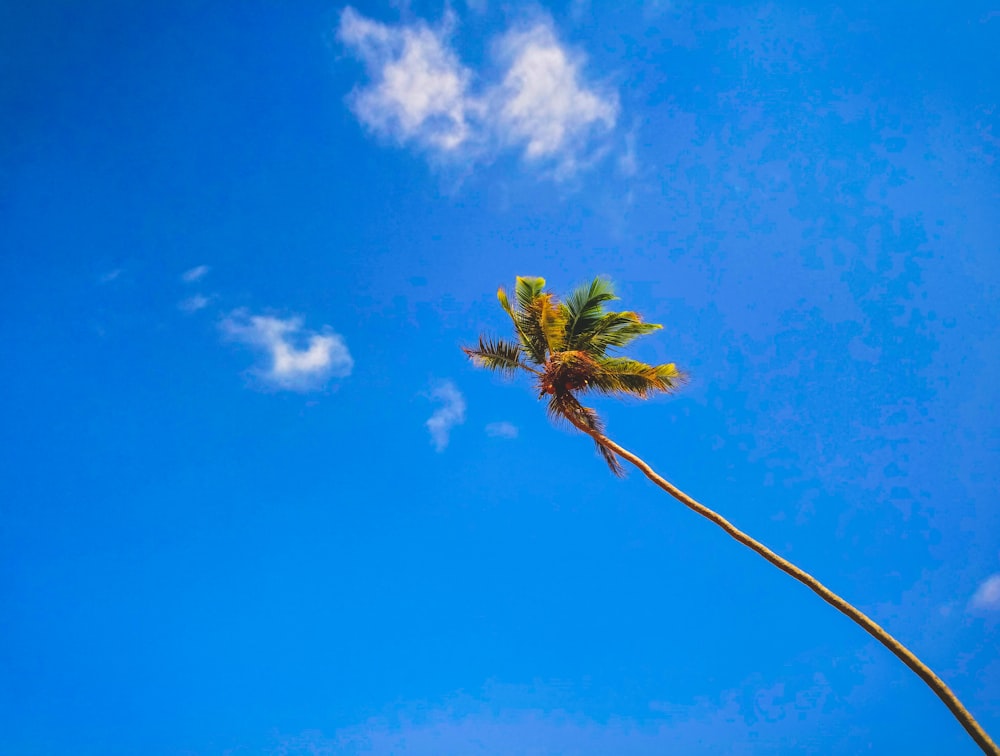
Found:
<box><xmin>2</xmin><ymin>1</ymin><xmax>999</xmax><ymax>754</ymax></box>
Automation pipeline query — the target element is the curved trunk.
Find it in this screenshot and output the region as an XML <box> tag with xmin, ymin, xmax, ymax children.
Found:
<box><xmin>569</xmin><ymin>420</ymin><xmax>999</xmax><ymax>755</ymax></box>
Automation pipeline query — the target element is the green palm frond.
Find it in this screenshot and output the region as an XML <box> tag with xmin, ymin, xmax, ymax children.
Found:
<box><xmin>514</xmin><ymin>276</ymin><xmax>547</xmax><ymax>312</ymax></box>
<box><xmin>498</xmin><ymin>285</ymin><xmax>529</xmax><ymax>352</ymax></box>
<box><xmin>564</xmin><ymin>277</ymin><xmax>619</xmax><ymax>348</ymax></box>
<box><xmin>576</xmin><ymin>311</ymin><xmax>663</xmax><ymax>353</ymax></box>
<box><xmin>514</xmin><ymin>307</ymin><xmax>549</xmax><ymax>364</ymax></box>
<box><xmin>547</xmin><ymin>391</ymin><xmax>624</xmax><ymax>476</ymax></box>
<box><xmin>588</xmin><ymin>357</ymin><xmax>687</xmax><ymax>397</ymax></box>
<box><xmin>461</xmin><ymin>336</ymin><xmax>528</xmax><ymax>376</ymax></box>
<box><xmin>651</xmin><ymin>361</ymin><xmax>686</xmax><ymax>386</ymax></box>
<box><xmin>498</xmin><ymin>282</ymin><xmax>547</xmax><ymax>364</ymax></box>
<box><xmin>497</xmin><ymin>285</ymin><xmax>516</xmax><ymax>320</ymax></box>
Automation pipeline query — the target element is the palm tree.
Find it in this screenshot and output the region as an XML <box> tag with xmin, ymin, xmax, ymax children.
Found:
<box><xmin>462</xmin><ymin>275</ymin><xmax>998</xmax><ymax>756</ymax></box>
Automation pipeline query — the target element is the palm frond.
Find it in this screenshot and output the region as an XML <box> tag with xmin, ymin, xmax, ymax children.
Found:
<box><xmin>514</xmin><ymin>276</ymin><xmax>547</xmax><ymax>312</ymax></box>
<box><xmin>547</xmin><ymin>390</ymin><xmax>625</xmax><ymax>476</ymax></box>
<box><xmin>576</xmin><ymin>311</ymin><xmax>662</xmax><ymax>354</ymax></box>
<box><xmin>651</xmin><ymin>361</ymin><xmax>686</xmax><ymax>386</ymax></box>
<box><xmin>587</xmin><ymin>357</ymin><xmax>687</xmax><ymax>398</ymax></box>
<box><xmin>496</xmin><ymin>278</ymin><xmax>551</xmax><ymax>364</ymax></box>
<box><xmin>538</xmin><ymin>296</ymin><xmax>569</xmax><ymax>354</ymax></box>
<box><xmin>497</xmin><ymin>286</ymin><xmax>516</xmax><ymax>321</ymax></box>
<box><xmin>498</xmin><ymin>285</ymin><xmax>538</xmax><ymax>362</ymax></box>
<box><xmin>513</xmin><ymin>307</ymin><xmax>549</xmax><ymax>365</ymax></box>
<box><xmin>564</xmin><ymin>277</ymin><xmax>619</xmax><ymax>348</ymax></box>
<box><xmin>462</xmin><ymin>336</ymin><xmax>528</xmax><ymax>376</ymax></box>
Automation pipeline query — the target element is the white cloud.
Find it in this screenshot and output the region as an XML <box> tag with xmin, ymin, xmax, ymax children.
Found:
<box><xmin>338</xmin><ymin>10</ymin><xmax>618</xmax><ymax>176</ymax></box>
<box><xmin>970</xmin><ymin>574</ymin><xmax>1000</xmax><ymax>611</ymax></box>
<box><xmin>493</xmin><ymin>23</ymin><xmax>617</xmax><ymax>162</ymax></box>
<box><xmin>338</xmin><ymin>7</ymin><xmax>475</xmax><ymax>151</ymax></box>
<box><xmin>179</xmin><ymin>294</ymin><xmax>212</xmax><ymax>313</ymax></box>
<box><xmin>426</xmin><ymin>380</ymin><xmax>466</xmax><ymax>451</ymax></box>
<box><xmin>220</xmin><ymin>310</ymin><xmax>353</xmax><ymax>391</ymax></box>
<box><xmin>182</xmin><ymin>265</ymin><xmax>210</xmax><ymax>283</ymax></box>
<box><xmin>485</xmin><ymin>421</ymin><xmax>518</xmax><ymax>438</ymax></box>
<box><xmin>98</xmin><ymin>268</ymin><xmax>122</xmax><ymax>284</ymax></box>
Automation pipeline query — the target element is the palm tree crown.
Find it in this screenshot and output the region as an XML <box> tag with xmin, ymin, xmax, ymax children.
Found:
<box><xmin>462</xmin><ymin>276</ymin><xmax>685</xmax><ymax>475</ymax></box>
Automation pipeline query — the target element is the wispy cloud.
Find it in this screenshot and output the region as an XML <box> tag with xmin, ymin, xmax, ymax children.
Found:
<box><xmin>338</xmin><ymin>8</ymin><xmax>618</xmax><ymax>176</ymax></box>
<box><xmin>426</xmin><ymin>380</ymin><xmax>466</xmax><ymax>451</ymax></box>
<box><xmin>220</xmin><ymin>310</ymin><xmax>353</xmax><ymax>391</ymax></box>
<box><xmin>485</xmin><ymin>421</ymin><xmax>518</xmax><ymax>438</ymax></box>
<box><xmin>267</xmin><ymin>672</ymin><xmax>845</xmax><ymax>755</ymax></box>
<box><xmin>970</xmin><ymin>574</ymin><xmax>1000</xmax><ymax>611</ymax></box>
<box><xmin>179</xmin><ymin>294</ymin><xmax>212</xmax><ymax>313</ymax></box>
<box><xmin>618</xmin><ymin>130</ymin><xmax>638</xmax><ymax>177</ymax></box>
<box><xmin>98</xmin><ymin>268</ymin><xmax>122</xmax><ymax>284</ymax></box>
<box><xmin>181</xmin><ymin>264</ymin><xmax>210</xmax><ymax>283</ymax></box>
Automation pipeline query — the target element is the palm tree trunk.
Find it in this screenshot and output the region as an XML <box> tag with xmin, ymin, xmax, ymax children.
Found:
<box><xmin>569</xmin><ymin>420</ymin><xmax>999</xmax><ymax>755</ymax></box>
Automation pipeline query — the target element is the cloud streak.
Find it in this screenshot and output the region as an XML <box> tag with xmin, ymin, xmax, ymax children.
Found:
<box><xmin>970</xmin><ymin>574</ymin><xmax>1000</xmax><ymax>611</ymax></box>
<box><xmin>426</xmin><ymin>381</ymin><xmax>466</xmax><ymax>451</ymax></box>
<box><xmin>267</xmin><ymin>672</ymin><xmax>847</xmax><ymax>755</ymax></box>
<box><xmin>181</xmin><ymin>265</ymin><xmax>210</xmax><ymax>283</ymax></box>
<box><xmin>179</xmin><ymin>294</ymin><xmax>212</xmax><ymax>313</ymax></box>
<box><xmin>338</xmin><ymin>8</ymin><xmax>617</xmax><ymax>176</ymax></box>
<box><xmin>221</xmin><ymin>310</ymin><xmax>353</xmax><ymax>391</ymax></box>
<box><xmin>485</xmin><ymin>421</ymin><xmax>518</xmax><ymax>438</ymax></box>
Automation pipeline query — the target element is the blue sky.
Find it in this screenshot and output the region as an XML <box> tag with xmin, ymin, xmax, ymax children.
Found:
<box><xmin>2</xmin><ymin>1</ymin><xmax>998</xmax><ymax>753</ymax></box>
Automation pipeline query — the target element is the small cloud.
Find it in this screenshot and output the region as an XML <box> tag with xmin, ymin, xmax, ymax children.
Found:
<box><xmin>179</xmin><ymin>294</ymin><xmax>212</xmax><ymax>313</ymax></box>
<box><xmin>220</xmin><ymin>310</ymin><xmax>353</xmax><ymax>391</ymax></box>
<box><xmin>182</xmin><ymin>265</ymin><xmax>210</xmax><ymax>283</ymax></box>
<box><xmin>493</xmin><ymin>22</ymin><xmax>617</xmax><ymax>164</ymax></box>
<box><xmin>485</xmin><ymin>421</ymin><xmax>518</xmax><ymax>439</ymax></box>
<box><xmin>426</xmin><ymin>380</ymin><xmax>466</xmax><ymax>451</ymax></box>
<box><xmin>338</xmin><ymin>7</ymin><xmax>475</xmax><ymax>152</ymax></box>
<box><xmin>970</xmin><ymin>574</ymin><xmax>1000</xmax><ymax>611</ymax></box>
<box><xmin>98</xmin><ymin>268</ymin><xmax>122</xmax><ymax>284</ymax></box>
